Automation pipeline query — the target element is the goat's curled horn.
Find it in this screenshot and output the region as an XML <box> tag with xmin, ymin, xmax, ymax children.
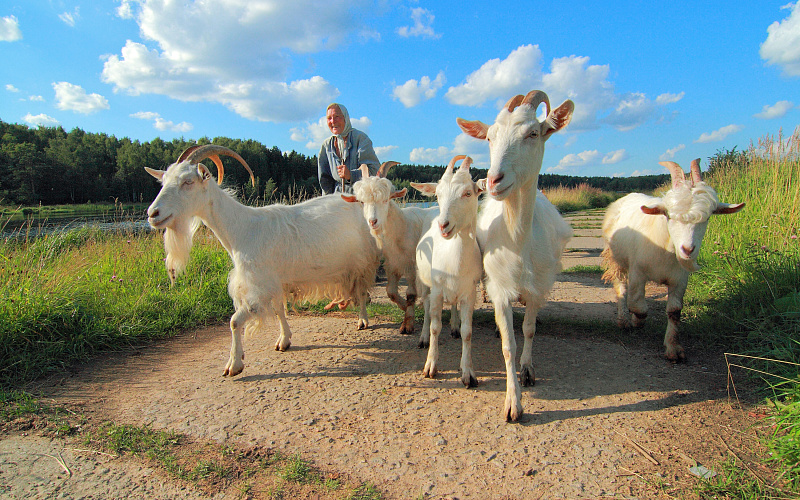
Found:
<box><xmin>181</xmin><ymin>144</ymin><xmax>256</xmax><ymax>187</ymax></box>
<box><xmin>377</xmin><ymin>161</ymin><xmax>400</xmax><ymax>178</ymax></box>
<box><xmin>521</xmin><ymin>90</ymin><xmax>551</xmax><ymax>118</ymax></box>
<box><xmin>446</xmin><ymin>154</ymin><xmax>467</xmax><ymax>173</ymax></box>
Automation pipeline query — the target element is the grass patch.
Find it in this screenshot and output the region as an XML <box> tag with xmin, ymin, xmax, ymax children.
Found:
<box><xmin>544</xmin><ymin>183</ymin><xmax>618</xmax><ymax>213</ymax></box>
<box><xmin>562</xmin><ymin>264</ymin><xmax>603</xmax><ymax>274</ymax></box>
<box><xmin>79</xmin><ymin>420</ymin><xmax>382</xmax><ymax>498</ymax></box>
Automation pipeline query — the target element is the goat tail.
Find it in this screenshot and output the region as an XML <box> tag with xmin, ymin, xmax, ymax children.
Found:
<box><xmin>600</xmin><ymin>246</ymin><xmax>626</xmax><ymax>284</ymax></box>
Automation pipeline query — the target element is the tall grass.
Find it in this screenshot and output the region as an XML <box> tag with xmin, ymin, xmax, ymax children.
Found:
<box><xmin>0</xmin><ymin>222</ymin><xmax>233</xmax><ymax>388</ymax></box>
<box><xmin>686</xmin><ymin>127</ymin><xmax>800</xmax><ymax>378</ymax></box>
<box><xmin>543</xmin><ymin>183</ymin><xmax>618</xmax><ymax>212</ymax></box>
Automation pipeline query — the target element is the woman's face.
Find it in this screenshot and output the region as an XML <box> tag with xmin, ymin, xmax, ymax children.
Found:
<box><xmin>326</xmin><ymin>106</ymin><xmax>346</xmax><ymax>135</ymax></box>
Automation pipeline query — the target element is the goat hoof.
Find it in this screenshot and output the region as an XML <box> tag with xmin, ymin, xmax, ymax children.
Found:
<box><xmin>450</xmin><ymin>328</ymin><xmax>461</xmax><ymax>339</ymax></box>
<box><xmin>519</xmin><ymin>366</ymin><xmax>536</xmax><ymax>387</ymax></box>
<box><xmin>504</xmin><ymin>400</ymin><xmax>523</xmax><ymax>422</ymax></box>
<box><xmin>462</xmin><ymin>374</ymin><xmax>478</xmax><ymax>388</ymax></box>
<box><xmin>399</xmin><ymin>325</ymin><xmax>414</xmax><ymax>335</ymax></box>
<box><xmin>423</xmin><ymin>364</ymin><xmax>437</xmax><ymax>379</ymax></box>
<box><xmin>418</xmin><ymin>341</ymin><xmax>429</xmax><ymax>349</ymax></box>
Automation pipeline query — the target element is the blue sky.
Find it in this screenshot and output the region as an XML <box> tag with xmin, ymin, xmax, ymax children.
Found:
<box><xmin>2</xmin><ymin>1</ymin><xmax>799</xmax><ymax>178</ymax></box>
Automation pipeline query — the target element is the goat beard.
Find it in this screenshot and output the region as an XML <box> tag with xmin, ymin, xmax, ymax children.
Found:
<box><xmin>164</xmin><ymin>217</ymin><xmax>201</xmax><ymax>284</ymax></box>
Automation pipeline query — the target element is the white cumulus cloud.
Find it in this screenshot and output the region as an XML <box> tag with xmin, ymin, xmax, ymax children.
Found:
<box><xmin>396</xmin><ymin>8</ymin><xmax>440</xmax><ymax>39</ymax></box>
<box><xmin>0</xmin><ymin>15</ymin><xmax>22</xmax><ymax>41</ymax></box>
<box><xmin>754</xmin><ymin>100</ymin><xmax>794</xmax><ymax>119</ymax></box>
<box><xmin>695</xmin><ymin>124</ymin><xmax>744</xmax><ymax>143</ymax></box>
<box><xmin>6</xmin><ymin>84</ymin><xmax>19</xmax><ymax>92</ymax></box>
<box><xmin>131</xmin><ymin>111</ymin><xmax>193</xmax><ymax>132</ymax></box>
<box><xmin>102</xmin><ymin>0</ymin><xmax>375</xmax><ymax>123</ymax></box>
<box><xmin>446</xmin><ymin>45</ymin><xmax>682</xmax><ymax>133</ymax></box>
<box><xmin>53</xmin><ymin>81</ymin><xmax>109</xmax><ymax>114</ymax></box>
<box><xmin>374</xmin><ymin>145</ymin><xmax>398</xmax><ymax>160</ymax></box>
<box><xmin>392</xmin><ymin>72</ymin><xmax>445</xmax><ymax>108</ymax></box>
<box><xmin>24</xmin><ymin>113</ymin><xmax>60</xmax><ymax>127</ymax></box>
<box><xmin>445</xmin><ymin>44</ymin><xmax>543</xmax><ymax>107</ymax></box>
<box><xmin>760</xmin><ymin>2</ymin><xmax>800</xmax><ymax>77</ymax></box>
<box><xmin>602</xmin><ymin>149</ymin><xmax>628</xmax><ymax>164</ymax></box>
<box><xmin>551</xmin><ymin>150</ymin><xmax>601</xmax><ymax>172</ymax></box>
<box><xmin>659</xmin><ymin>144</ymin><xmax>686</xmax><ymax>161</ymax></box>
<box><xmin>409</xmin><ymin>146</ymin><xmax>452</xmax><ymax>165</ymax></box>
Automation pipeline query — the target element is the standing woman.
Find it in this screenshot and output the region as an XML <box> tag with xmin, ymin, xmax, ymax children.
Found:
<box><xmin>318</xmin><ymin>103</ymin><xmax>380</xmax><ymax>194</ymax></box>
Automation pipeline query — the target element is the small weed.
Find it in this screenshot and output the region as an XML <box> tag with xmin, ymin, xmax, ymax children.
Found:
<box><xmin>278</xmin><ymin>454</ymin><xmax>315</xmax><ymax>483</ymax></box>
<box><xmin>347</xmin><ymin>483</ymin><xmax>382</xmax><ymax>500</ymax></box>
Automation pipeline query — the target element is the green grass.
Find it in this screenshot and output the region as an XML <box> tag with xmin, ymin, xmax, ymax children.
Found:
<box><xmin>562</xmin><ymin>264</ymin><xmax>603</xmax><ymax>274</ymax></box>
<box><xmin>685</xmin><ymin>129</ymin><xmax>800</xmax><ymax>498</ymax></box>
<box><xmin>0</xmin><ymin>222</ymin><xmax>233</xmax><ymax>388</ymax></box>
<box><xmin>544</xmin><ymin>183</ymin><xmax>619</xmax><ymax>213</ymax></box>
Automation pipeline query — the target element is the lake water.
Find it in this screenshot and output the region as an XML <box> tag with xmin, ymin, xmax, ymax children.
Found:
<box><xmin>1</xmin><ymin>214</ymin><xmax>152</xmax><ymax>239</ymax></box>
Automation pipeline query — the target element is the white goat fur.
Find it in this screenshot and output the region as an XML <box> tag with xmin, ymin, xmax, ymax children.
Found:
<box><xmin>411</xmin><ymin>155</ymin><xmax>484</xmax><ymax>388</ymax></box>
<box><xmin>601</xmin><ymin>159</ymin><xmax>744</xmax><ymax>361</ymax></box>
<box><xmin>342</xmin><ymin>165</ymin><xmax>439</xmax><ymax>337</ymax></box>
<box><xmin>146</xmin><ymin>147</ymin><xmax>379</xmax><ymax>377</ymax></box>
<box><xmin>457</xmin><ymin>90</ymin><xmax>574</xmax><ymax>421</ymax></box>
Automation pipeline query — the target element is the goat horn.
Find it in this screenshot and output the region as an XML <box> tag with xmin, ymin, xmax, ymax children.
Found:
<box><xmin>457</xmin><ymin>156</ymin><xmax>473</xmax><ymax>172</ymax></box>
<box><xmin>359</xmin><ymin>164</ymin><xmax>371</xmax><ymax>179</ymax></box>
<box><xmin>446</xmin><ymin>154</ymin><xmax>467</xmax><ymax>174</ymax></box>
<box><xmin>689</xmin><ymin>158</ymin><xmax>702</xmax><ymax>185</ymax></box>
<box><xmin>184</xmin><ymin>145</ymin><xmax>255</xmax><ymax>187</ymax></box>
<box><xmin>177</xmin><ymin>145</ymin><xmax>203</xmax><ymax>163</ymax></box>
<box><xmin>377</xmin><ymin>161</ymin><xmax>400</xmax><ymax>178</ymax></box>
<box><xmin>521</xmin><ymin>90</ymin><xmax>551</xmax><ymax>118</ymax></box>
<box><xmin>504</xmin><ymin>94</ymin><xmax>525</xmax><ymax>113</ymax></box>
<box><xmin>659</xmin><ymin>160</ymin><xmax>686</xmax><ymax>188</ymax></box>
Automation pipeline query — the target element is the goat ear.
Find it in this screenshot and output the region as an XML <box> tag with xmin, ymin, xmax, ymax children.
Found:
<box><xmin>641</xmin><ymin>204</ymin><xmax>666</xmax><ymax>216</ymax></box>
<box><xmin>475</xmin><ymin>178</ymin><xmax>487</xmax><ymax>194</ymax></box>
<box><xmin>341</xmin><ymin>194</ymin><xmax>358</xmax><ymax>203</ymax></box>
<box><xmin>197</xmin><ymin>164</ymin><xmax>213</xmax><ymax>182</ymax></box>
<box><xmin>145</xmin><ymin>167</ymin><xmax>165</xmax><ymax>180</ymax></box>
<box><xmin>410</xmin><ymin>182</ymin><xmax>437</xmax><ymax>197</ymax></box>
<box><xmin>457</xmin><ymin>118</ymin><xmax>489</xmax><ymax>140</ymax></box>
<box><xmin>542</xmin><ymin>100</ymin><xmax>575</xmax><ymax>139</ymax></box>
<box><xmin>390</xmin><ymin>187</ymin><xmax>408</xmax><ymax>200</ymax></box>
<box><xmin>713</xmin><ymin>202</ymin><xmax>745</xmax><ymax>215</ymax></box>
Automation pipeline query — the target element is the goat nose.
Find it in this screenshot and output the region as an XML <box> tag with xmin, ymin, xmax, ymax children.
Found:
<box><xmin>488</xmin><ymin>173</ymin><xmax>504</xmax><ymax>190</ymax></box>
<box><xmin>439</xmin><ymin>221</ymin><xmax>450</xmax><ymax>233</ymax></box>
<box><xmin>369</xmin><ymin>218</ymin><xmax>378</xmax><ymax>227</ymax></box>
<box><xmin>149</xmin><ymin>208</ymin><xmax>159</xmax><ymax>219</ymax></box>
<box><xmin>681</xmin><ymin>244</ymin><xmax>695</xmax><ymax>256</ymax></box>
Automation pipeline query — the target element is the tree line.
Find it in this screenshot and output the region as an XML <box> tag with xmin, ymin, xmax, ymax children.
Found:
<box><xmin>0</xmin><ymin>120</ymin><xmax>672</xmax><ymax>206</ymax></box>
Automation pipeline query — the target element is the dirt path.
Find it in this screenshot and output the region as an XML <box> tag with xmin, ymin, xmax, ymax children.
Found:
<box><xmin>1</xmin><ymin>210</ymin><xmax>760</xmax><ymax>499</ymax></box>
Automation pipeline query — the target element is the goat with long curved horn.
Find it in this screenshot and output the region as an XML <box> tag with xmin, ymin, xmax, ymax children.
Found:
<box><xmin>183</xmin><ymin>145</ymin><xmax>256</xmax><ymax>187</ymax></box>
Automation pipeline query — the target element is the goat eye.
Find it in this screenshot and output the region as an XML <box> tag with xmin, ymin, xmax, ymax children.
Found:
<box><xmin>529</xmin><ymin>129</ymin><xmax>539</xmax><ymax>138</ymax></box>
<box><xmin>463</xmin><ymin>191</ymin><xmax>472</xmax><ymax>198</ymax></box>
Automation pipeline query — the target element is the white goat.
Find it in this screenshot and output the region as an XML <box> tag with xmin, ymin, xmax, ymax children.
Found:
<box><xmin>341</xmin><ymin>161</ymin><xmax>440</xmax><ymax>337</ymax></box>
<box><xmin>601</xmin><ymin>159</ymin><xmax>744</xmax><ymax>361</ymax></box>
<box><xmin>145</xmin><ymin>145</ymin><xmax>379</xmax><ymax>377</ymax></box>
<box><xmin>411</xmin><ymin>155</ymin><xmax>484</xmax><ymax>387</ymax></box>
<box><xmin>457</xmin><ymin>90</ymin><xmax>574</xmax><ymax>421</ymax></box>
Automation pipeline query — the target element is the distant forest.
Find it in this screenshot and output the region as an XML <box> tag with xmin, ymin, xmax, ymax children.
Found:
<box><xmin>0</xmin><ymin>120</ymin><xmax>671</xmax><ymax>206</ymax></box>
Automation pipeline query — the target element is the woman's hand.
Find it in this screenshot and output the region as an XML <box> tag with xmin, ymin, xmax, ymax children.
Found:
<box><xmin>336</xmin><ymin>164</ymin><xmax>351</xmax><ymax>181</ymax></box>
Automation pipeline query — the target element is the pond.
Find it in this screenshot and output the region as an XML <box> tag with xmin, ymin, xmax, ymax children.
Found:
<box><xmin>1</xmin><ymin>213</ymin><xmax>153</xmax><ymax>239</ymax></box>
